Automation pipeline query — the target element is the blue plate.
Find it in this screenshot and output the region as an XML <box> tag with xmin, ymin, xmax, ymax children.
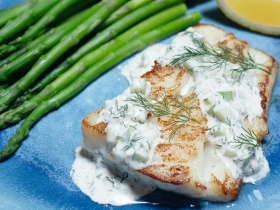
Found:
<box><xmin>0</xmin><ymin>1</ymin><xmax>279</xmax><ymax>209</ymax></box>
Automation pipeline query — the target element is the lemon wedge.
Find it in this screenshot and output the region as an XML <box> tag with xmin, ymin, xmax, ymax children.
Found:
<box><xmin>216</xmin><ymin>0</ymin><xmax>280</xmax><ymax>35</ymax></box>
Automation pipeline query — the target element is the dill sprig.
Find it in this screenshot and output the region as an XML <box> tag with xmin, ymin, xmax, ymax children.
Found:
<box><xmin>106</xmin><ymin>176</ymin><xmax>115</xmax><ymax>186</ymax></box>
<box><xmin>233</xmin><ymin>128</ymin><xmax>272</xmax><ymax>169</ymax></box>
<box><xmin>109</xmin><ymin>99</ymin><xmax>128</xmax><ymax>118</ymax></box>
<box><xmin>170</xmin><ymin>39</ymin><xmax>270</xmax><ymax>81</ymax></box>
<box><xmin>234</xmin><ymin>128</ymin><xmax>272</xmax><ymax>151</ymax></box>
<box><xmin>122</xmin><ymin>133</ymin><xmax>142</xmax><ymax>151</ymax></box>
<box><xmin>127</xmin><ymin>92</ymin><xmax>199</xmax><ymax>139</ymax></box>
<box><xmin>120</xmin><ymin>172</ymin><xmax>128</xmax><ymax>183</ymax></box>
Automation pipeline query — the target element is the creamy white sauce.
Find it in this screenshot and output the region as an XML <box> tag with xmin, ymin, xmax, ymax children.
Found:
<box><xmin>97</xmin><ymin>90</ymin><xmax>164</xmax><ymax>170</ymax></box>
<box><xmin>157</xmin><ymin>27</ymin><xmax>269</xmax><ymax>182</ymax></box>
<box><xmin>71</xmin><ymin>45</ymin><xmax>166</xmax><ymax>205</ymax></box>
<box><xmin>70</xmin><ymin>146</ymin><xmax>155</xmax><ymax>206</ymax></box>
<box><xmin>71</xmin><ymin>27</ymin><xmax>270</xmax><ymax>205</ymax></box>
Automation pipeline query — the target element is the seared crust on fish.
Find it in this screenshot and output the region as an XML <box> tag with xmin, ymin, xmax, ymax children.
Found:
<box><xmin>81</xmin><ymin>24</ymin><xmax>278</xmax><ymax>202</ymax></box>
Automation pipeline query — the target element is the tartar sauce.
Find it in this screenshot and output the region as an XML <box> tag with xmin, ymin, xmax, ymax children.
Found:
<box><xmin>157</xmin><ymin>27</ymin><xmax>269</xmax><ymax>182</ymax></box>
<box><xmin>71</xmin><ymin>44</ymin><xmax>166</xmax><ymax>205</ymax></box>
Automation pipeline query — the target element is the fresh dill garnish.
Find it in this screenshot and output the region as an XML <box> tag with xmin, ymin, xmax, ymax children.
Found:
<box><xmin>120</xmin><ymin>172</ymin><xmax>129</xmax><ymax>183</ymax></box>
<box><xmin>206</xmin><ymin>125</ymin><xmax>217</xmax><ymax>132</ymax></box>
<box><xmin>109</xmin><ymin>99</ymin><xmax>128</xmax><ymax>118</ymax></box>
<box><xmin>122</xmin><ymin>144</ymin><xmax>131</xmax><ymax>152</ymax></box>
<box><xmin>170</xmin><ymin>39</ymin><xmax>270</xmax><ymax>81</ymax></box>
<box><xmin>183</xmin><ymin>30</ymin><xmax>193</xmax><ymax>35</ymax></box>
<box><xmin>122</xmin><ymin>133</ymin><xmax>142</xmax><ymax>151</ymax></box>
<box><xmin>120</xmin><ymin>121</ymin><xmax>127</xmax><ymax>128</ymax></box>
<box><xmin>232</xmin><ymin>128</ymin><xmax>272</xmax><ymax>168</ymax></box>
<box><xmin>96</xmin><ymin>173</ymin><xmax>102</xmax><ymax>178</ymax></box>
<box><xmin>106</xmin><ymin>176</ymin><xmax>115</xmax><ymax>186</ymax></box>
<box><xmin>225</xmin><ymin>117</ymin><xmax>231</xmax><ymax>126</ymax></box>
<box><xmin>129</xmin><ymin>125</ymin><xmax>137</xmax><ymax>130</ymax></box>
<box><xmin>234</xmin><ymin>128</ymin><xmax>272</xmax><ymax>151</ymax></box>
<box><xmin>94</xmin><ymin>150</ymin><xmax>102</xmax><ymax>156</ymax></box>
<box><xmin>126</xmin><ymin>92</ymin><xmax>199</xmax><ymax>140</ymax></box>
<box><xmin>166</xmin><ymin>45</ymin><xmax>173</xmax><ymax>52</ymax></box>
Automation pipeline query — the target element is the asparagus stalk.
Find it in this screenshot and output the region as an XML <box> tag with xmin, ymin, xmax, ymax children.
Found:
<box><xmin>0</xmin><ymin>12</ymin><xmax>201</xmax><ymax>161</ymax></box>
<box><xmin>0</xmin><ymin>84</ymin><xmax>8</xmax><ymax>97</ymax></box>
<box><xmin>0</xmin><ymin>12</ymin><xmax>92</xmax><ymax>98</ymax></box>
<box><xmin>0</xmin><ymin>0</ymin><xmax>59</xmax><ymax>45</ymax></box>
<box><xmin>0</xmin><ymin>0</ymin><xmax>46</xmax><ymax>27</ymax></box>
<box><xmin>0</xmin><ymin>1</ymin><xmax>32</xmax><ymax>28</ymax></box>
<box><xmin>0</xmin><ymin>31</ymin><xmax>50</xmax><ymax>68</ymax></box>
<box><xmin>11</xmin><ymin>0</ymin><xmax>92</xmax><ymax>45</ymax></box>
<box><xmin>101</xmin><ymin>0</ymin><xmax>152</xmax><ymax>28</ymax></box>
<box><xmin>0</xmin><ymin>1</ymin><xmax>100</xmax><ymax>67</ymax></box>
<box><xmin>0</xmin><ymin>0</ymin><xmax>147</xmax><ymax>61</ymax></box>
<box><xmin>0</xmin><ymin>44</ymin><xmax>21</xmax><ymax>58</ymax></box>
<box><xmin>8</xmin><ymin>0</ymin><xmax>177</xmax><ymax>108</ymax></box>
<box><xmin>0</xmin><ymin>0</ymin><xmax>127</xmax><ymax>112</ymax></box>
<box><xmin>0</xmin><ymin>29</ymin><xmax>49</xmax><ymax>59</ymax></box>
<box><xmin>47</xmin><ymin>0</ymin><xmax>184</xmax><ymax>83</ymax></box>
<box><xmin>9</xmin><ymin>0</ymin><xmax>184</xmax><ymax>109</ymax></box>
<box><xmin>0</xmin><ymin>3</ymin><xmax>187</xmax><ymax>128</ymax></box>
<box><xmin>0</xmin><ymin>3</ymin><xmax>103</xmax><ymax>83</ymax></box>
<box><xmin>0</xmin><ymin>1</ymin><xmax>100</xmax><ymax>59</ymax></box>
<box><xmin>0</xmin><ymin>0</ymin><xmax>56</xmax><ymax>27</ymax></box>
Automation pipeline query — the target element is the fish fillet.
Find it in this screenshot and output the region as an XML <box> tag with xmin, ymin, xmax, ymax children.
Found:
<box><xmin>81</xmin><ymin>24</ymin><xmax>278</xmax><ymax>202</ymax></box>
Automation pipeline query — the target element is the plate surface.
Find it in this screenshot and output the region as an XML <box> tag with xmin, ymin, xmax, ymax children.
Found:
<box><xmin>0</xmin><ymin>1</ymin><xmax>279</xmax><ymax>209</ymax></box>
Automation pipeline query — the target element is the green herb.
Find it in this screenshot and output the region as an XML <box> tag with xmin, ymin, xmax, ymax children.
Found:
<box><xmin>206</xmin><ymin>125</ymin><xmax>217</xmax><ymax>132</ymax></box>
<box><xmin>95</xmin><ymin>150</ymin><xmax>103</xmax><ymax>156</ymax></box>
<box><xmin>96</xmin><ymin>173</ymin><xmax>103</xmax><ymax>179</ymax></box>
<box><xmin>122</xmin><ymin>145</ymin><xmax>132</xmax><ymax>151</ymax></box>
<box><xmin>106</xmin><ymin>176</ymin><xmax>115</xmax><ymax>186</ymax></box>
<box><xmin>127</xmin><ymin>92</ymin><xmax>199</xmax><ymax>139</ymax></box>
<box><xmin>170</xmin><ymin>39</ymin><xmax>270</xmax><ymax>82</ymax></box>
<box><xmin>225</xmin><ymin>117</ymin><xmax>231</xmax><ymax>126</ymax></box>
<box><xmin>120</xmin><ymin>172</ymin><xmax>128</xmax><ymax>183</ymax></box>
<box><xmin>89</xmin><ymin>181</ymin><xmax>95</xmax><ymax>190</ymax></box>
<box><xmin>110</xmin><ymin>172</ymin><xmax>129</xmax><ymax>183</ymax></box>
<box><xmin>234</xmin><ymin>128</ymin><xmax>272</xmax><ymax>151</ymax></box>
<box><xmin>122</xmin><ymin>133</ymin><xmax>142</xmax><ymax>151</ymax></box>
<box><xmin>109</xmin><ymin>100</ymin><xmax>129</xmax><ymax>118</ymax></box>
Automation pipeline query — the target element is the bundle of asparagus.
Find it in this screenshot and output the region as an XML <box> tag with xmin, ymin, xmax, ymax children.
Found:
<box><xmin>0</xmin><ymin>0</ymin><xmax>201</xmax><ymax>161</ymax></box>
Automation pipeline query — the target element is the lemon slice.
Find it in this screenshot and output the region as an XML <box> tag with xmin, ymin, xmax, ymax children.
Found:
<box><xmin>216</xmin><ymin>0</ymin><xmax>280</xmax><ymax>36</ymax></box>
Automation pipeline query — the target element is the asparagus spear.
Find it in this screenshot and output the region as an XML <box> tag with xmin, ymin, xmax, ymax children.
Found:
<box><xmin>0</xmin><ymin>0</ymin><xmax>148</xmax><ymax>60</ymax></box>
<box><xmin>0</xmin><ymin>0</ymin><xmax>127</xmax><ymax>112</ymax></box>
<box><xmin>0</xmin><ymin>1</ymin><xmax>32</xmax><ymax>28</ymax></box>
<box><xmin>0</xmin><ymin>3</ymin><xmax>103</xmax><ymax>83</ymax></box>
<box><xmin>42</xmin><ymin>0</ymin><xmax>184</xmax><ymax>85</ymax></box>
<box><xmin>0</xmin><ymin>12</ymin><xmax>201</xmax><ymax>161</ymax></box>
<box><xmin>9</xmin><ymin>0</ymin><xmax>184</xmax><ymax>109</ymax></box>
<box><xmin>66</xmin><ymin>0</ymin><xmax>182</xmax><ymax>65</ymax></box>
<box><xmin>0</xmin><ymin>1</ymin><xmax>100</xmax><ymax>59</ymax></box>
<box><xmin>0</xmin><ymin>3</ymin><xmax>187</xmax><ymax>128</ymax></box>
<box><xmin>11</xmin><ymin>0</ymin><xmax>96</xmax><ymax>45</ymax></box>
<box><xmin>0</xmin><ymin>0</ymin><xmax>100</xmax><ymax>67</ymax></box>
<box><xmin>0</xmin><ymin>0</ymin><xmax>53</xmax><ymax>25</ymax></box>
<box><xmin>101</xmin><ymin>0</ymin><xmax>152</xmax><ymax>28</ymax></box>
<box><xmin>0</xmin><ymin>0</ymin><xmax>59</xmax><ymax>45</ymax></box>
<box><xmin>0</xmin><ymin>29</ymin><xmax>49</xmax><ymax>59</ymax></box>
<box><xmin>0</xmin><ymin>31</ymin><xmax>50</xmax><ymax>68</ymax></box>
<box><xmin>0</xmin><ymin>7</ymin><xmax>103</xmax><ymax>102</ymax></box>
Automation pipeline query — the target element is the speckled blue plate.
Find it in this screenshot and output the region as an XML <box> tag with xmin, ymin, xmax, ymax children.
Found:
<box><xmin>0</xmin><ymin>1</ymin><xmax>279</xmax><ymax>209</ymax></box>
